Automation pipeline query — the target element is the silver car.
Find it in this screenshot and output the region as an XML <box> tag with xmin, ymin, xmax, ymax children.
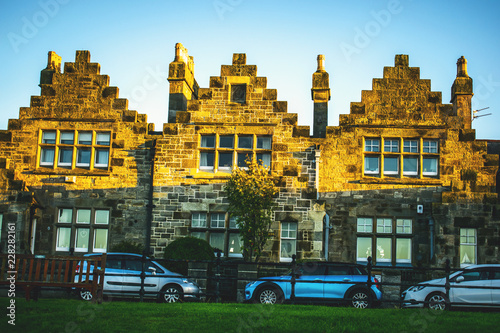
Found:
<box><xmin>401</xmin><ymin>264</ymin><xmax>500</xmax><ymax>310</ymax></box>
<box><xmin>75</xmin><ymin>252</ymin><xmax>200</xmax><ymax>303</ymax></box>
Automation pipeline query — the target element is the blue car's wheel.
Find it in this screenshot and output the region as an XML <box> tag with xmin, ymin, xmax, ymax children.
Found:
<box><xmin>256</xmin><ymin>287</ymin><xmax>283</xmax><ymax>304</ymax></box>
<box><xmin>349</xmin><ymin>290</ymin><xmax>370</xmax><ymax>309</ymax></box>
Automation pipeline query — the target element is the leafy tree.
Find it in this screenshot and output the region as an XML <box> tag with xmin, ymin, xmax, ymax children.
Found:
<box><xmin>224</xmin><ymin>159</ymin><xmax>278</xmax><ymax>262</ymax></box>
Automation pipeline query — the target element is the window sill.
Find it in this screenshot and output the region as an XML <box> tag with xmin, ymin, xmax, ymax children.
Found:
<box><xmin>358</xmin><ymin>177</ymin><xmax>442</xmax><ymax>186</ymax></box>
<box><xmin>34</xmin><ymin>168</ymin><xmax>111</xmax><ymax>177</ymax></box>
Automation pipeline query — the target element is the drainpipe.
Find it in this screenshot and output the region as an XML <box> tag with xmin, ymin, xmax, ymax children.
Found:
<box><xmin>429</xmin><ymin>217</ymin><xmax>434</xmax><ymax>262</ymax></box>
<box><xmin>145</xmin><ymin>139</ymin><xmax>157</xmax><ymax>256</ymax></box>
<box><xmin>324</xmin><ymin>213</ymin><xmax>331</xmax><ymax>261</ymax></box>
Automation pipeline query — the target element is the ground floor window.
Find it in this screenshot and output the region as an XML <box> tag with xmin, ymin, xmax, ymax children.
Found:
<box><xmin>460</xmin><ymin>228</ymin><xmax>476</xmax><ymax>267</ymax></box>
<box><xmin>55</xmin><ymin>207</ymin><xmax>110</xmax><ymax>253</ymax></box>
<box><xmin>356</xmin><ymin>217</ymin><xmax>412</xmax><ymax>266</ymax></box>
<box><xmin>280</xmin><ymin>222</ymin><xmax>297</xmax><ymax>262</ymax></box>
<box><xmin>190</xmin><ymin>213</ymin><xmax>243</xmax><ymax>257</ymax></box>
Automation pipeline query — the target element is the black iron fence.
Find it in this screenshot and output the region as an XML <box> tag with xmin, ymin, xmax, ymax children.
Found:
<box><xmin>3</xmin><ymin>253</ymin><xmax>499</xmax><ymax>309</ymax></box>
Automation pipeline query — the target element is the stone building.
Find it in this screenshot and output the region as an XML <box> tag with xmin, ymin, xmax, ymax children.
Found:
<box><xmin>0</xmin><ymin>44</ymin><xmax>498</xmax><ymax>269</ymax></box>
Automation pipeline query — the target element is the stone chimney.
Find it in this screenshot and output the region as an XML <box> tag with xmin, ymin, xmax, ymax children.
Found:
<box><xmin>451</xmin><ymin>56</ymin><xmax>473</xmax><ymax>129</ymax></box>
<box><xmin>311</xmin><ymin>55</ymin><xmax>330</xmax><ymax>138</ymax></box>
<box><xmin>40</xmin><ymin>51</ymin><xmax>61</xmax><ymax>85</ymax></box>
<box><xmin>167</xmin><ymin>43</ymin><xmax>198</xmax><ymax>123</ymax></box>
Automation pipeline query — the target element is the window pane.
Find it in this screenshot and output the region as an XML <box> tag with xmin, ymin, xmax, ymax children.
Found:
<box><xmin>460</xmin><ymin>245</ymin><xmax>476</xmax><ymax>266</ymax></box>
<box><xmin>364</xmin><ymin>156</ymin><xmax>379</xmax><ymax>174</ymax></box>
<box><xmin>210</xmin><ymin>213</ymin><xmax>225</xmax><ymax>228</ymax></box>
<box><xmin>219</xmin><ymin>136</ymin><xmax>234</xmax><ymax>148</ymax></box>
<box><xmin>209</xmin><ymin>233</ymin><xmax>225</xmax><ymax>253</ymax></box>
<box><xmin>95</xmin><ymin>210</ymin><xmax>109</xmax><ymax>225</ymax></box>
<box><xmin>281</xmin><ymin>222</ymin><xmax>297</xmax><ymax>239</ymax></box>
<box><xmin>396</xmin><ymin>238</ymin><xmax>411</xmax><ymax>263</ymax></box>
<box><xmin>56</xmin><ymin>227</ymin><xmax>71</xmax><ymax>251</ymax></box>
<box><xmin>396</xmin><ymin>219</ymin><xmax>412</xmax><ymax>234</ymax></box>
<box><xmin>257</xmin><ymin>153</ymin><xmax>271</xmax><ymax>168</ymax></box>
<box><xmin>365</xmin><ymin>139</ymin><xmax>380</xmax><ymax>152</ymax></box>
<box><xmin>58</xmin><ymin>209</ymin><xmax>73</xmax><ymax>223</ymax></box>
<box><xmin>238</xmin><ymin>136</ymin><xmax>253</xmax><ymax>149</ymax></box>
<box><xmin>403</xmin><ymin>140</ymin><xmax>418</xmax><ymax>153</ymax></box>
<box><xmin>384</xmin><ymin>139</ymin><xmax>399</xmax><ymax>152</ymax></box>
<box><xmin>229</xmin><ymin>216</ymin><xmax>238</xmax><ymax>229</ymax></box>
<box><xmin>403</xmin><ymin>157</ymin><xmax>418</xmax><ymax>175</ymax></box>
<box><xmin>58</xmin><ymin>149</ymin><xmax>73</xmax><ymax>166</ymax></box>
<box><xmin>75</xmin><ymin>228</ymin><xmax>90</xmax><ymax>252</ymax></box>
<box><xmin>93</xmin><ymin>229</ymin><xmax>108</xmax><ymax>252</ymax></box>
<box><xmin>77</xmin><ymin>209</ymin><xmax>91</xmax><ymax>224</ymax></box>
<box><xmin>423</xmin><ymin>158</ymin><xmax>438</xmax><ymax>176</ymax></box>
<box><xmin>257</xmin><ymin>137</ymin><xmax>272</xmax><ymax>149</ymax></box>
<box><xmin>96</xmin><ymin>133</ymin><xmax>110</xmax><ymax>145</ymax></box>
<box><xmin>77</xmin><ymin>149</ymin><xmax>91</xmax><ymax>166</ymax></box>
<box><xmin>192</xmin><ymin>213</ymin><xmax>206</xmax><ymax>227</ymax></box>
<box><xmin>191</xmin><ymin>232</ymin><xmax>205</xmax><ymax>240</ymax></box>
<box><xmin>237</xmin><ymin>152</ymin><xmax>252</xmax><ymax>167</ymax></box>
<box><xmin>376</xmin><ymin>238</ymin><xmax>392</xmax><ymax>262</ymax></box>
<box><xmin>423</xmin><ymin>140</ymin><xmax>438</xmax><ymax>153</ymax></box>
<box><xmin>95</xmin><ymin>149</ymin><xmax>109</xmax><ymax>167</ymax></box>
<box><xmin>60</xmin><ymin>132</ymin><xmax>74</xmax><ymax>144</ymax></box>
<box><xmin>218</xmin><ymin>152</ymin><xmax>233</xmax><ymax>169</ymax></box>
<box><xmin>41</xmin><ymin>148</ymin><xmax>55</xmax><ymax>165</ymax></box>
<box><xmin>376</xmin><ymin>218</ymin><xmax>392</xmax><ymax>233</ymax></box>
<box><xmin>200</xmin><ymin>152</ymin><xmax>215</xmax><ymax>168</ymax></box>
<box><xmin>231</xmin><ymin>84</ymin><xmax>246</xmax><ymax>103</ymax></box>
<box><xmin>201</xmin><ymin>135</ymin><xmax>215</xmax><ymax>148</ymax></box>
<box><xmin>281</xmin><ymin>239</ymin><xmax>296</xmax><ymax>260</ymax></box>
<box><xmin>357</xmin><ymin>218</ymin><xmax>373</xmax><ymax>233</ymax></box>
<box><xmin>42</xmin><ymin>131</ymin><xmax>56</xmax><ymax>144</ymax></box>
<box><xmin>228</xmin><ymin>233</ymin><xmax>243</xmax><ymax>256</ymax></box>
<box><xmin>78</xmin><ymin>132</ymin><xmax>92</xmax><ymax>145</ymax></box>
<box><xmin>383</xmin><ymin>157</ymin><xmax>399</xmax><ymax>175</ymax></box>
<box><xmin>357</xmin><ymin>237</ymin><xmax>372</xmax><ymax>261</ymax></box>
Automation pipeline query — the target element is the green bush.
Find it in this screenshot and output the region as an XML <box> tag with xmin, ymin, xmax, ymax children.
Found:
<box><xmin>110</xmin><ymin>239</ymin><xmax>144</xmax><ymax>255</ymax></box>
<box><xmin>163</xmin><ymin>237</ymin><xmax>215</xmax><ymax>274</ymax></box>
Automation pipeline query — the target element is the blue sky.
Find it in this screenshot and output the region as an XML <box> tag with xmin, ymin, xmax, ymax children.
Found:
<box><xmin>1</xmin><ymin>0</ymin><xmax>500</xmax><ymax>139</ymax></box>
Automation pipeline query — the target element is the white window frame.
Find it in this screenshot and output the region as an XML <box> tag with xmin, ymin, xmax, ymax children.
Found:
<box><xmin>365</xmin><ymin>139</ymin><xmax>380</xmax><ymax>152</ymax></box>
<box><xmin>364</xmin><ymin>156</ymin><xmax>380</xmax><ymax>175</ymax></box>
<box><xmin>422</xmin><ymin>157</ymin><xmax>438</xmax><ymax>176</ymax></box>
<box><xmin>460</xmin><ymin>228</ymin><xmax>477</xmax><ymax>267</ymax></box>
<box><xmin>423</xmin><ymin>140</ymin><xmax>438</xmax><ymax>153</ymax></box>
<box><xmin>377</xmin><ymin>218</ymin><xmax>392</xmax><ymax>233</ymax></box>
<box><xmin>384</xmin><ymin>139</ymin><xmax>399</xmax><ymax>152</ymax></box>
<box><xmin>210</xmin><ymin>213</ymin><xmax>226</xmax><ymax>228</ymax></box>
<box><xmin>356</xmin><ymin>236</ymin><xmax>372</xmax><ymax>262</ymax></box>
<box><xmin>357</xmin><ymin>218</ymin><xmax>373</xmax><ymax>233</ymax></box>
<box><xmin>280</xmin><ymin>222</ymin><xmax>297</xmax><ymax>262</ymax></box>
<box><xmin>55</xmin><ymin>208</ymin><xmax>110</xmax><ymax>253</ymax></box>
<box><xmin>403</xmin><ymin>139</ymin><xmax>419</xmax><ymax>153</ymax></box>
<box><xmin>383</xmin><ymin>156</ymin><xmax>399</xmax><ymax>176</ymax></box>
<box><xmin>191</xmin><ymin>213</ymin><xmax>207</xmax><ymax>228</ymax></box>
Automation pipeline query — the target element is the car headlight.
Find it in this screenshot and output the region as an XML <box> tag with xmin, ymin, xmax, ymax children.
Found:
<box><xmin>183</xmin><ymin>278</ymin><xmax>195</xmax><ymax>285</ymax></box>
<box><xmin>408</xmin><ymin>285</ymin><xmax>426</xmax><ymax>292</ymax></box>
<box><xmin>246</xmin><ymin>281</ymin><xmax>257</xmax><ymax>288</ymax></box>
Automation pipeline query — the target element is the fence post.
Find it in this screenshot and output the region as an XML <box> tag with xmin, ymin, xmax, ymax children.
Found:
<box><xmin>367</xmin><ymin>256</ymin><xmax>372</xmax><ymax>307</ymax></box>
<box><xmin>444</xmin><ymin>259</ymin><xmax>450</xmax><ymax>309</ymax></box>
<box><xmin>291</xmin><ymin>254</ymin><xmax>297</xmax><ymax>304</ymax></box>
<box><xmin>215</xmin><ymin>251</ymin><xmax>221</xmax><ymax>303</ymax></box>
<box><xmin>140</xmin><ymin>252</ymin><xmax>146</xmax><ymax>302</ymax></box>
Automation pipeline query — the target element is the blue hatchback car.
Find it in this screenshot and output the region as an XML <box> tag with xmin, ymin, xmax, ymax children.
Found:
<box><xmin>245</xmin><ymin>262</ymin><xmax>382</xmax><ymax>308</ymax></box>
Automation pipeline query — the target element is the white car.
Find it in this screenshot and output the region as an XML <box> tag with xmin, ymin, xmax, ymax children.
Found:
<box><xmin>75</xmin><ymin>252</ymin><xmax>200</xmax><ymax>303</ymax></box>
<box><xmin>401</xmin><ymin>264</ymin><xmax>500</xmax><ymax>310</ymax></box>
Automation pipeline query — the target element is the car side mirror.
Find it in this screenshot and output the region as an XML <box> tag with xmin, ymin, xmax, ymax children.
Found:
<box><xmin>455</xmin><ymin>276</ymin><xmax>464</xmax><ymax>283</ymax></box>
<box><xmin>148</xmin><ymin>267</ymin><xmax>157</xmax><ymax>275</ymax></box>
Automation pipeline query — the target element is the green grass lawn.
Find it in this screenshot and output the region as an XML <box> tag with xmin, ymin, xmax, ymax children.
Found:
<box><xmin>1</xmin><ymin>297</ymin><xmax>499</xmax><ymax>333</ymax></box>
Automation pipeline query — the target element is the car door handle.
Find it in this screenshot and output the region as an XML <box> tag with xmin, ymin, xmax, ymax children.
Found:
<box><xmin>343</xmin><ymin>278</ymin><xmax>351</xmax><ymax>282</ymax></box>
